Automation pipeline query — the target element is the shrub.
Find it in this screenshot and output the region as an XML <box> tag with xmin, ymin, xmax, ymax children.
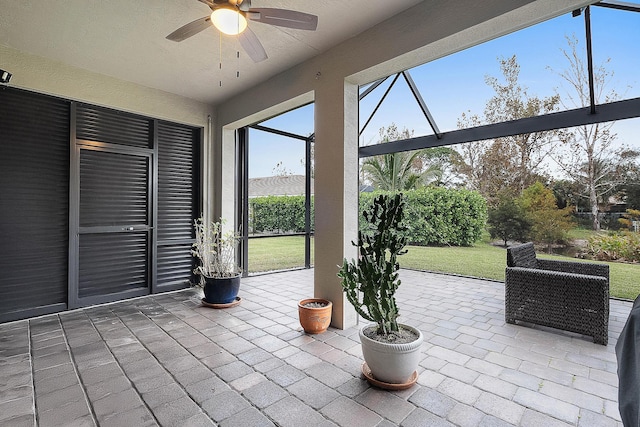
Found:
<box><xmin>587</xmin><ymin>232</ymin><xmax>640</xmax><ymax>263</ymax></box>
<box><xmin>250</xmin><ymin>195</ymin><xmax>314</xmax><ymax>233</ymax></box>
<box><xmin>360</xmin><ymin>187</ymin><xmax>487</xmax><ymax>246</ymax></box>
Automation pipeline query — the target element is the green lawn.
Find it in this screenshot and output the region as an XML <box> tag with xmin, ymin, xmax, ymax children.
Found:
<box><xmin>248</xmin><ymin>235</ymin><xmax>314</xmax><ymax>273</ymax></box>
<box><xmin>402</xmin><ymin>242</ymin><xmax>640</xmax><ymax>300</ymax></box>
<box><xmin>400</xmin><ymin>243</ymin><xmax>506</xmax><ymax>281</ymax></box>
<box><xmin>248</xmin><ymin>235</ymin><xmax>640</xmax><ymax>300</ymax></box>
<box><xmin>567</xmin><ymin>227</ymin><xmax>596</xmax><ymax>240</ymax></box>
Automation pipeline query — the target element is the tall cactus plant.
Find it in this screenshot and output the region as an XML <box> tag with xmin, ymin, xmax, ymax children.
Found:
<box><xmin>338</xmin><ymin>193</ymin><xmax>408</xmax><ymax>336</ymax></box>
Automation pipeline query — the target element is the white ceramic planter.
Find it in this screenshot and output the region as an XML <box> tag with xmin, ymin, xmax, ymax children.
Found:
<box><xmin>359</xmin><ymin>324</ymin><xmax>424</xmax><ymax>384</ymax></box>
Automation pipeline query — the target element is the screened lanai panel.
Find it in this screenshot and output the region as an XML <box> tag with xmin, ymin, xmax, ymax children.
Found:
<box><xmin>76</xmin><ymin>104</ymin><xmax>152</xmax><ymax>148</ymax></box>
<box><xmin>156</xmin><ymin>122</ymin><xmax>200</xmax><ymax>288</ymax></box>
<box><xmin>0</xmin><ymin>88</ymin><xmax>70</xmax><ymax>321</ymax></box>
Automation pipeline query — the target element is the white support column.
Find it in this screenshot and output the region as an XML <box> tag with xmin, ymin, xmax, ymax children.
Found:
<box><xmin>313</xmin><ymin>77</ymin><xmax>359</xmax><ymax>329</ymax></box>
<box><xmin>219</xmin><ymin>127</ymin><xmax>237</xmax><ymax>234</ymax></box>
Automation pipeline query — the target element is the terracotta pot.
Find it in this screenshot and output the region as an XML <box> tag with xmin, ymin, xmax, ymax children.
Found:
<box><xmin>298</xmin><ymin>298</ymin><xmax>332</xmax><ymax>334</ymax></box>
<box><xmin>203</xmin><ymin>274</ymin><xmax>241</xmax><ymax>304</ymax></box>
<box><xmin>359</xmin><ymin>323</ymin><xmax>423</xmax><ymax>384</ymax></box>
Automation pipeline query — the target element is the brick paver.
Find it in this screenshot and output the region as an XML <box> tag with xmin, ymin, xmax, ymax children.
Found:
<box><xmin>0</xmin><ymin>269</ymin><xmax>630</xmax><ymax>426</ymax></box>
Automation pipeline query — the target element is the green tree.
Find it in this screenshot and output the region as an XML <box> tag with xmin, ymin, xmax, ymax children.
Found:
<box><xmin>362</xmin><ymin>151</ymin><xmax>425</xmax><ymax>191</ymax></box>
<box><xmin>487</xmin><ymin>197</ymin><xmax>531</xmax><ymax>247</ymax></box>
<box><xmin>519</xmin><ymin>182</ymin><xmax>574</xmax><ymax>253</ymax></box>
<box><xmin>484</xmin><ymin>56</ymin><xmax>559</xmax><ymax>192</ymax></box>
<box><xmin>361</xmin><ymin>124</ymin><xmax>445</xmax><ymax>191</ymax></box>
<box><xmin>455</xmin><ymin>55</ymin><xmax>559</xmax><ymax>201</ymax></box>
<box><xmin>550</xmin><ymin>35</ymin><xmax>633</xmax><ymax>230</ymax></box>
<box><xmin>551</xmin><ymin>179</ymin><xmax>583</xmax><ymax>211</ymax></box>
<box><xmin>618</xmin><ymin>152</ymin><xmax>640</xmax><ymax>210</ymax></box>
<box><xmin>411</xmin><ymin>146</ymin><xmax>463</xmax><ymax>187</ymax></box>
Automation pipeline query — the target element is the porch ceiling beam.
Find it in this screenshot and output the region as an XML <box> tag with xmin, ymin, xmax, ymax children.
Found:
<box><xmin>359</xmin><ymin>96</ymin><xmax>640</xmax><ymax>158</ymax></box>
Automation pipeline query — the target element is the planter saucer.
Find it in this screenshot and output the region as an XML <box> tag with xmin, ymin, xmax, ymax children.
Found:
<box><xmin>201</xmin><ymin>296</ymin><xmax>241</xmax><ymax>309</ymax></box>
<box><xmin>361</xmin><ymin>362</ymin><xmax>418</xmax><ymax>390</ymax></box>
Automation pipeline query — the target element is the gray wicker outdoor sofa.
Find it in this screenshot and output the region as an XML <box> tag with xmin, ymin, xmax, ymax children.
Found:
<box><xmin>505</xmin><ymin>242</ymin><xmax>610</xmax><ymax>345</ymax></box>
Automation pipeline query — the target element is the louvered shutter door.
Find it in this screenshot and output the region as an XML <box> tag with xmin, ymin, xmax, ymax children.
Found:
<box><xmin>74</xmin><ymin>105</ymin><xmax>152</xmax><ymax>305</ymax></box>
<box><xmin>157</xmin><ymin>122</ymin><xmax>200</xmax><ymax>289</ymax></box>
<box><xmin>79</xmin><ymin>150</ymin><xmax>149</xmax><ymax>227</ymax></box>
<box><xmin>76</xmin><ymin>105</ymin><xmax>152</xmax><ymax>148</ymax></box>
<box><xmin>0</xmin><ymin>88</ymin><xmax>70</xmax><ymax>321</ymax></box>
<box><xmin>0</xmin><ymin>92</ymin><xmax>200</xmax><ymax>319</ymax></box>
<box><xmin>78</xmin><ymin>233</ymin><xmax>148</xmax><ymax>298</ymax></box>
<box><xmin>77</xmin><ymin>149</ymin><xmax>150</xmax><ymax>298</ymax></box>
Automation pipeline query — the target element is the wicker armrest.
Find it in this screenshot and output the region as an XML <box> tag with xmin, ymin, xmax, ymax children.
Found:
<box><xmin>537</xmin><ymin>258</ymin><xmax>609</xmax><ymax>279</ymax></box>
<box><xmin>506</xmin><ymin>266</ymin><xmax>609</xmax><ymax>292</ymax></box>
<box><xmin>507</xmin><ymin>266</ymin><xmax>609</xmax><ymax>289</ymax></box>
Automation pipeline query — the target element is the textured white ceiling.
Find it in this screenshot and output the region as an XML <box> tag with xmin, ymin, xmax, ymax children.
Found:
<box><xmin>0</xmin><ymin>0</ymin><xmax>423</xmax><ymax>104</ymax></box>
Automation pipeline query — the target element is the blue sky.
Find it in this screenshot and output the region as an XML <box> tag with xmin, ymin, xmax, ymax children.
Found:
<box><xmin>249</xmin><ymin>5</ymin><xmax>639</xmax><ymax>178</ymax></box>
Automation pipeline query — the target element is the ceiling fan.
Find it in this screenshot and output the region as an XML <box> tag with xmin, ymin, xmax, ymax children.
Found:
<box><xmin>166</xmin><ymin>0</ymin><xmax>318</xmax><ymax>63</ymax></box>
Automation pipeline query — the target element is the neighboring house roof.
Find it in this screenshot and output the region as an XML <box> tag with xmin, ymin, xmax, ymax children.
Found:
<box><xmin>248</xmin><ymin>175</ymin><xmax>375</xmax><ymax>197</ymax></box>
<box><xmin>249</xmin><ymin>175</ymin><xmax>313</xmax><ymax>198</ymax></box>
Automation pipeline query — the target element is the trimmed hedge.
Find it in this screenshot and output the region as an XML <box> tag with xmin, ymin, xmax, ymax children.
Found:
<box><xmin>249</xmin><ymin>187</ymin><xmax>487</xmax><ymax>246</ymax></box>
<box><xmin>360</xmin><ymin>188</ymin><xmax>487</xmax><ymax>246</ymax></box>
<box><xmin>250</xmin><ymin>195</ymin><xmax>314</xmax><ymax>233</ymax></box>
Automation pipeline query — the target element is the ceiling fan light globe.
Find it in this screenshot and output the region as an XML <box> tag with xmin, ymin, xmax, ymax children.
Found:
<box><xmin>211</xmin><ymin>8</ymin><xmax>248</xmax><ymax>36</ymax></box>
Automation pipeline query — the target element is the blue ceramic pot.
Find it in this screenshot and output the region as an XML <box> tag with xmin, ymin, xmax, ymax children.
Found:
<box><xmin>203</xmin><ymin>274</ymin><xmax>241</xmax><ymax>304</ymax></box>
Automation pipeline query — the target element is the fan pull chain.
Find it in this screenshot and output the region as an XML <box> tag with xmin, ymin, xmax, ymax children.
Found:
<box><xmin>219</xmin><ymin>33</ymin><xmax>223</xmax><ymax>87</ymax></box>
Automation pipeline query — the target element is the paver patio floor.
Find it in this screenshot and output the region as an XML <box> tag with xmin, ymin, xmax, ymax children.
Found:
<box><xmin>0</xmin><ymin>269</ymin><xmax>631</xmax><ymax>426</ymax></box>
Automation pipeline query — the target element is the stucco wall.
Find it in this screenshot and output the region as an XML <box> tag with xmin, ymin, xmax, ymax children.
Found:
<box><xmin>0</xmin><ymin>44</ymin><xmax>214</xmax><ymax>127</ymax></box>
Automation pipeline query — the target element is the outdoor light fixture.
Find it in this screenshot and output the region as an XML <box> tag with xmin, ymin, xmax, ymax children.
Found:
<box><xmin>0</xmin><ymin>69</ymin><xmax>11</xmax><ymax>84</ymax></box>
<box><xmin>211</xmin><ymin>6</ymin><xmax>248</xmax><ymax>36</ymax></box>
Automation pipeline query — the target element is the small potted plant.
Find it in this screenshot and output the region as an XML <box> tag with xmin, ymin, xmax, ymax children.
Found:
<box><xmin>298</xmin><ymin>298</ymin><xmax>332</xmax><ymax>334</ymax></box>
<box><xmin>192</xmin><ymin>217</ymin><xmax>242</xmax><ymax>306</ymax></box>
<box><xmin>338</xmin><ymin>193</ymin><xmax>423</xmax><ymax>387</ymax></box>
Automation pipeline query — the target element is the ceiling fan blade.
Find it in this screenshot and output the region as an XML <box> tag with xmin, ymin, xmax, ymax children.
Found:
<box><xmin>238</xmin><ymin>27</ymin><xmax>268</xmax><ymax>63</ymax></box>
<box><xmin>238</xmin><ymin>0</ymin><xmax>252</xmax><ymax>12</ymax></box>
<box><xmin>196</xmin><ymin>0</ymin><xmax>216</xmax><ymax>8</ymax></box>
<box><xmin>247</xmin><ymin>8</ymin><xmax>318</xmax><ymax>31</ymax></box>
<box><xmin>166</xmin><ymin>16</ymin><xmax>212</xmax><ymax>42</ymax></box>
